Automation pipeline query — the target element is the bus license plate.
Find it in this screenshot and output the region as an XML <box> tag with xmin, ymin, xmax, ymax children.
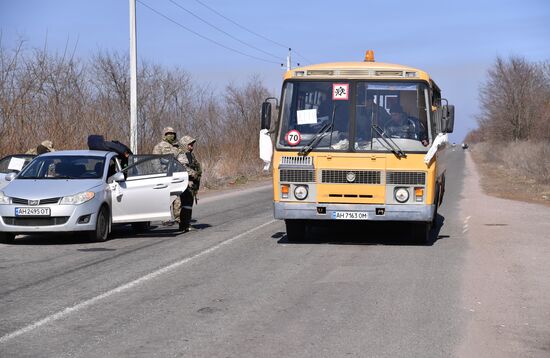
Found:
<box><xmin>15</xmin><ymin>207</ymin><xmax>51</xmax><ymax>216</ymax></box>
<box><xmin>332</xmin><ymin>211</ymin><xmax>368</xmax><ymax>220</ymax></box>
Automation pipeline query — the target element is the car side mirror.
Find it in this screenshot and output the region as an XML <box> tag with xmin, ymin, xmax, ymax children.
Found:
<box><xmin>5</xmin><ymin>172</ymin><xmax>16</xmax><ymax>182</ymax></box>
<box><xmin>261</xmin><ymin>101</ymin><xmax>272</xmax><ymax>130</ymax></box>
<box><xmin>111</xmin><ymin>172</ymin><xmax>125</xmax><ymax>183</ymax></box>
<box><xmin>442</xmin><ymin>105</ymin><xmax>455</xmax><ymax>133</ymax></box>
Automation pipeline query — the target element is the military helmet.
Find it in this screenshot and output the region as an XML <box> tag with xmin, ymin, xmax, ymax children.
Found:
<box><xmin>163</xmin><ymin>126</ymin><xmax>176</xmax><ymax>135</ymax></box>
<box><xmin>179</xmin><ymin>135</ymin><xmax>196</xmax><ymax>146</ymax></box>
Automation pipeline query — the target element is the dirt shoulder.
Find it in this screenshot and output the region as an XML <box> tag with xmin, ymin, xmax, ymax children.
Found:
<box><xmin>469</xmin><ymin>147</ymin><xmax>550</xmax><ymax>207</ymax></box>
<box><xmin>458</xmin><ymin>152</ymin><xmax>550</xmax><ymax>357</ymax></box>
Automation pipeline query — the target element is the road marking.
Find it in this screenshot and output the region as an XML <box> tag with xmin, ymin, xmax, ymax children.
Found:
<box><xmin>0</xmin><ymin>219</ymin><xmax>277</xmax><ymax>344</ymax></box>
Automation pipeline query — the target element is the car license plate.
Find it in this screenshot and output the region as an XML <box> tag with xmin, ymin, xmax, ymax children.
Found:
<box><xmin>15</xmin><ymin>207</ymin><xmax>51</xmax><ymax>216</ymax></box>
<box><xmin>332</xmin><ymin>211</ymin><xmax>369</xmax><ymax>220</ymax></box>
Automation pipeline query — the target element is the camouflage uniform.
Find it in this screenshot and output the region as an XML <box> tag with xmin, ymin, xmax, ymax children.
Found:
<box><xmin>153</xmin><ymin>127</ymin><xmax>181</xmax><ymax>223</ymax></box>
<box><xmin>177</xmin><ymin>135</ymin><xmax>202</xmax><ymax>232</ymax></box>
<box><xmin>26</xmin><ymin>140</ymin><xmax>55</xmax><ymax>155</ymax></box>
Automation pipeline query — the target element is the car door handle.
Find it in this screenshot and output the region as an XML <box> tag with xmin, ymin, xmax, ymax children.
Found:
<box><xmin>171</xmin><ymin>178</ymin><xmax>185</xmax><ymax>183</ymax></box>
<box><xmin>153</xmin><ymin>184</ymin><xmax>168</xmax><ymax>189</ymax></box>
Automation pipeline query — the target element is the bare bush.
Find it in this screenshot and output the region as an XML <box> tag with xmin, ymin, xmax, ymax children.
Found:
<box><xmin>0</xmin><ymin>40</ymin><xmax>273</xmax><ymax>187</ymax></box>
<box><xmin>474</xmin><ymin>141</ymin><xmax>550</xmax><ymax>185</ymax></box>
<box><xmin>476</xmin><ymin>56</ymin><xmax>549</xmax><ymax>142</ymax></box>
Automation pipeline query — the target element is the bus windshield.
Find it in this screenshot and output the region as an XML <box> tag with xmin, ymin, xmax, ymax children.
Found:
<box><xmin>277</xmin><ymin>81</ymin><xmax>431</xmax><ymax>153</ymax></box>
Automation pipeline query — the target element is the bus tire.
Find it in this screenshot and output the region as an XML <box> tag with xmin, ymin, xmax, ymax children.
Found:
<box><xmin>432</xmin><ymin>185</ymin><xmax>440</xmax><ymax>225</ymax></box>
<box><xmin>285</xmin><ymin>220</ymin><xmax>306</xmax><ymax>242</ymax></box>
<box><xmin>414</xmin><ymin>222</ymin><xmax>432</xmax><ymax>245</ymax></box>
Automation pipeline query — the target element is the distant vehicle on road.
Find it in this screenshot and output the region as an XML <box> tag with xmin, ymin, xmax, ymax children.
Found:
<box><xmin>0</xmin><ymin>150</ymin><xmax>188</xmax><ymax>244</ymax></box>
<box><xmin>0</xmin><ymin>154</ymin><xmax>35</xmax><ymax>190</ymax></box>
<box><xmin>462</xmin><ymin>143</ymin><xmax>468</xmax><ymax>149</ymax></box>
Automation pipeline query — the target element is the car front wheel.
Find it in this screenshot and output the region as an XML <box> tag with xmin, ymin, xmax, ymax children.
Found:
<box><xmin>0</xmin><ymin>233</ymin><xmax>15</xmax><ymax>244</ymax></box>
<box><xmin>88</xmin><ymin>206</ymin><xmax>110</xmax><ymax>242</ymax></box>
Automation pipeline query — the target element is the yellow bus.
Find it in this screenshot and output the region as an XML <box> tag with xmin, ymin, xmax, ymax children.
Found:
<box><xmin>259</xmin><ymin>51</ymin><xmax>454</xmax><ymax>244</ymax></box>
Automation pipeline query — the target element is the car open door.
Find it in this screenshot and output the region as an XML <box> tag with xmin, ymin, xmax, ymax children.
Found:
<box><xmin>111</xmin><ymin>155</ymin><xmax>177</xmax><ymax>223</ymax></box>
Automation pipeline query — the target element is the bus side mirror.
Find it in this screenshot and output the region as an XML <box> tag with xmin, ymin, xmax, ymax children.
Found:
<box><xmin>261</xmin><ymin>101</ymin><xmax>272</xmax><ymax>130</ymax></box>
<box><xmin>442</xmin><ymin>105</ymin><xmax>455</xmax><ymax>133</ymax></box>
<box><xmin>434</xmin><ymin>107</ymin><xmax>444</xmax><ymax>133</ymax></box>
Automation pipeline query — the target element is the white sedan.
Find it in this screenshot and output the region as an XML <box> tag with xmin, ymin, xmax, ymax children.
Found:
<box><xmin>0</xmin><ymin>150</ymin><xmax>188</xmax><ymax>243</ymax></box>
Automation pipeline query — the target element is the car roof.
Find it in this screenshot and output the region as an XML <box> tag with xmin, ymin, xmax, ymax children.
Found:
<box><xmin>38</xmin><ymin>150</ymin><xmax>113</xmax><ymax>157</ymax></box>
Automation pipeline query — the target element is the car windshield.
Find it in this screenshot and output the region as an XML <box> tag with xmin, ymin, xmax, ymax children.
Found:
<box><xmin>18</xmin><ymin>156</ymin><xmax>105</xmax><ymax>179</ymax></box>
<box><xmin>277</xmin><ymin>80</ymin><xmax>432</xmax><ymax>153</ymax></box>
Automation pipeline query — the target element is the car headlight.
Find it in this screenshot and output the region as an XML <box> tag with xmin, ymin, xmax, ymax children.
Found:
<box><xmin>294</xmin><ymin>185</ymin><xmax>308</xmax><ymax>200</ymax></box>
<box><xmin>0</xmin><ymin>191</ymin><xmax>11</xmax><ymax>205</ymax></box>
<box><xmin>394</xmin><ymin>187</ymin><xmax>410</xmax><ymax>203</ymax></box>
<box><xmin>60</xmin><ymin>191</ymin><xmax>95</xmax><ymax>205</ymax></box>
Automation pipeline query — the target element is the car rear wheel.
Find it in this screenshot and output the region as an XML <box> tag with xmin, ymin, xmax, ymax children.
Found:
<box><xmin>131</xmin><ymin>221</ymin><xmax>151</xmax><ymax>233</ymax></box>
<box><xmin>89</xmin><ymin>206</ymin><xmax>110</xmax><ymax>242</ymax></box>
<box><xmin>0</xmin><ymin>233</ymin><xmax>15</xmax><ymax>244</ymax></box>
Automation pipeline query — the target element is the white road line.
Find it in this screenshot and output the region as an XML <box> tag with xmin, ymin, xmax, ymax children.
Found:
<box><xmin>0</xmin><ymin>219</ymin><xmax>278</xmax><ymax>344</ymax></box>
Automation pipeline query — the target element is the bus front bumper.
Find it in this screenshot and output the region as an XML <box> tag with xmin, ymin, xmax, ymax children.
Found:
<box><xmin>274</xmin><ymin>202</ymin><xmax>435</xmax><ymax>222</ymax></box>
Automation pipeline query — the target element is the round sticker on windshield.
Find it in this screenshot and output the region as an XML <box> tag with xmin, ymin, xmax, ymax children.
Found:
<box><xmin>285</xmin><ymin>130</ymin><xmax>301</xmax><ymax>146</ymax></box>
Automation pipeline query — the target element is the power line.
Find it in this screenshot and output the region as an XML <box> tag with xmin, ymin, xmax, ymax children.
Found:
<box><xmin>168</xmin><ymin>0</ymin><xmax>281</xmax><ymax>61</ymax></box>
<box><xmin>191</xmin><ymin>0</ymin><xmax>314</xmax><ymax>65</ymax></box>
<box><xmin>137</xmin><ymin>0</ymin><xmax>280</xmax><ymax>65</ymax></box>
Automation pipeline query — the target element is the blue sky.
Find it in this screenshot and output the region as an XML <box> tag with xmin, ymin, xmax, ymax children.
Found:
<box><xmin>1</xmin><ymin>0</ymin><xmax>549</xmax><ymax>141</ymax></box>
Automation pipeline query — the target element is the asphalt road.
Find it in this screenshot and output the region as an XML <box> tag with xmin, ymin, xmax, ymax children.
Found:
<box><xmin>1</xmin><ymin>148</ymin><xmax>549</xmax><ymax>357</ymax></box>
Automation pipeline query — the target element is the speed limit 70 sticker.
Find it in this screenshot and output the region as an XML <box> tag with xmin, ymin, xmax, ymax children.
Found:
<box><xmin>285</xmin><ymin>130</ymin><xmax>301</xmax><ymax>146</ymax></box>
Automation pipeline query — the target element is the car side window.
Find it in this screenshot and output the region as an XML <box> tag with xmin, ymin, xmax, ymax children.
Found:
<box><xmin>107</xmin><ymin>159</ymin><xmax>117</xmax><ymax>180</ymax></box>
<box><xmin>124</xmin><ymin>155</ymin><xmax>171</xmax><ymax>178</ymax></box>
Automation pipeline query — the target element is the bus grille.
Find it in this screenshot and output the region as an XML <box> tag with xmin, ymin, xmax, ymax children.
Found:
<box><xmin>280</xmin><ymin>156</ymin><xmax>313</xmax><ymax>166</ymax></box>
<box><xmin>280</xmin><ymin>169</ymin><xmax>315</xmax><ymax>183</ymax></box>
<box><xmin>386</xmin><ymin>171</ymin><xmax>426</xmax><ymax>185</ymax></box>
<box><xmin>321</xmin><ymin>170</ymin><xmax>381</xmax><ymax>184</ymax></box>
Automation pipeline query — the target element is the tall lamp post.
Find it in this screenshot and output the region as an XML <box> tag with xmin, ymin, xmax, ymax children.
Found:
<box><xmin>129</xmin><ymin>0</ymin><xmax>138</xmax><ymax>153</ymax></box>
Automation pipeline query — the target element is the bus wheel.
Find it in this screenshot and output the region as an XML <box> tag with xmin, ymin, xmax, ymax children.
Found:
<box><xmin>285</xmin><ymin>220</ymin><xmax>306</xmax><ymax>242</ymax></box>
<box><xmin>414</xmin><ymin>222</ymin><xmax>432</xmax><ymax>245</ymax></box>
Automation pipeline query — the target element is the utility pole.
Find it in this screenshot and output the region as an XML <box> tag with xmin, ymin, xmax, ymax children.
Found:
<box><xmin>286</xmin><ymin>48</ymin><xmax>292</xmax><ymax>71</ymax></box>
<box><xmin>129</xmin><ymin>0</ymin><xmax>138</xmax><ymax>153</ymax></box>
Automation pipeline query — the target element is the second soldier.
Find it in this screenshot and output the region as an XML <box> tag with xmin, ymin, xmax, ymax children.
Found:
<box><xmin>153</xmin><ymin>127</ymin><xmax>181</xmax><ymax>226</ymax></box>
<box><xmin>177</xmin><ymin>135</ymin><xmax>202</xmax><ymax>232</ymax></box>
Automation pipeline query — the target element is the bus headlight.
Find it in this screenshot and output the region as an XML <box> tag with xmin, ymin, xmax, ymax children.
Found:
<box><xmin>294</xmin><ymin>185</ymin><xmax>308</xmax><ymax>200</ymax></box>
<box><xmin>394</xmin><ymin>187</ymin><xmax>409</xmax><ymax>203</ymax></box>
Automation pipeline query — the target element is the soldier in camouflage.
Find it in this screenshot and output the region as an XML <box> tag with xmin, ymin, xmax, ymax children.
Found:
<box><xmin>26</xmin><ymin>140</ymin><xmax>55</xmax><ymax>155</ymax></box>
<box><xmin>177</xmin><ymin>135</ymin><xmax>202</xmax><ymax>232</ymax></box>
<box><xmin>153</xmin><ymin>127</ymin><xmax>181</xmax><ymax>225</ymax></box>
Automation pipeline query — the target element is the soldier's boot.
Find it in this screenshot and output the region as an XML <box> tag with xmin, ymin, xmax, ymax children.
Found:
<box><xmin>179</xmin><ymin>208</ymin><xmax>192</xmax><ymax>232</ymax></box>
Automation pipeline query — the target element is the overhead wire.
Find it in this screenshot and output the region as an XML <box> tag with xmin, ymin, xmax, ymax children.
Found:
<box><xmin>168</xmin><ymin>0</ymin><xmax>281</xmax><ymax>60</ymax></box>
<box><xmin>191</xmin><ymin>0</ymin><xmax>314</xmax><ymax>65</ymax></box>
<box><xmin>137</xmin><ymin>0</ymin><xmax>281</xmax><ymax>64</ymax></box>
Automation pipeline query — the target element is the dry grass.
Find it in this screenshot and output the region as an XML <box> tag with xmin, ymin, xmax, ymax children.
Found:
<box><xmin>470</xmin><ymin>141</ymin><xmax>550</xmax><ymax>206</ymax></box>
